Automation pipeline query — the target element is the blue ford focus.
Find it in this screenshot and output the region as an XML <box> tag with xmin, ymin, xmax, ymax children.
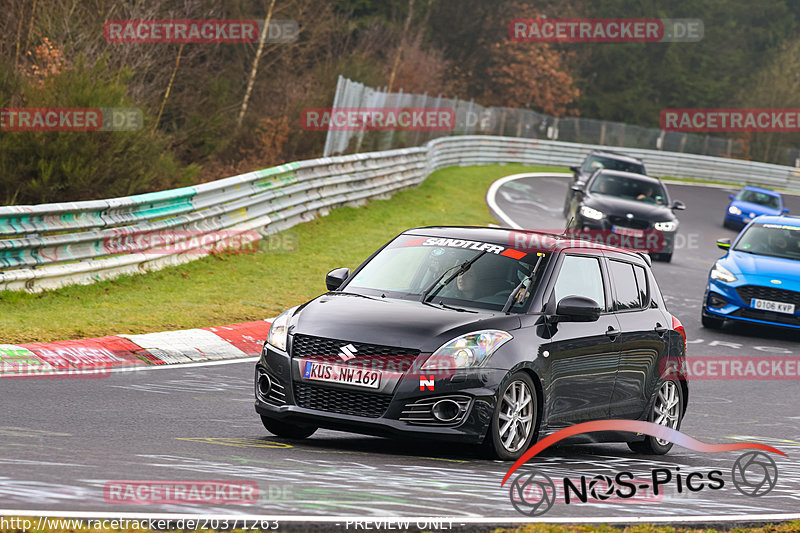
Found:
<box><xmin>723</xmin><ymin>186</ymin><xmax>789</xmax><ymax>230</ymax></box>
<box><xmin>702</xmin><ymin>215</ymin><xmax>800</xmax><ymax>330</ymax></box>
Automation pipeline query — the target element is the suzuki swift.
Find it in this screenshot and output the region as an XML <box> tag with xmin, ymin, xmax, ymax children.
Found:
<box><xmin>255</xmin><ymin>226</ymin><xmax>688</xmax><ymax>460</ymax></box>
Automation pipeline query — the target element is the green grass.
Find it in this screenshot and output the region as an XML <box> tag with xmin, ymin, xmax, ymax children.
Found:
<box><xmin>0</xmin><ymin>164</ymin><xmax>560</xmax><ymax>344</ymax></box>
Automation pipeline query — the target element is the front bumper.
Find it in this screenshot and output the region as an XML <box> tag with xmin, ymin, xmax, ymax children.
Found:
<box><xmin>254</xmin><ymin>345</ymin><xmax>504</xmax><ymax>444</ymax></box>
<box><xmin>703</xmin><ymin>280</ymin><xmax>800</xmax><ymax>329</ymax></box>
<box><xmin>574</xmin><ymin>214</ymin><xmax>676</xmax><ymax>254</ymax></box>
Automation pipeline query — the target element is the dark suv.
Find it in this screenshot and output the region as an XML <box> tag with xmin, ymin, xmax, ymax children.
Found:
<box><xmin>255</xmin><ymin>226</ymin><xmax>688</xmax><ymax>460</ymax></box>
<box><xmin>563</xmin><ymin>150</ymin><xmax>647</xmax><ymax>217</ymax></box>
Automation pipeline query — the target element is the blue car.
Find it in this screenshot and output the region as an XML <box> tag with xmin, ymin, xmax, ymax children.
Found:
<box><xmin>723</xmin><ymin>186</ymin><xmax>789</xmax><ymax>230</ymax></box>
<box><xmin>702</xmin><ymin>215</ymin><xmax>800</xmax><ymax>330</ymax></box>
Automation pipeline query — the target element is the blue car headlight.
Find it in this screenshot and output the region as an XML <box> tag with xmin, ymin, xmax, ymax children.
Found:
<box><xmin>710</xmin><ymin>261</ymin><xmax>737</xmax><ymax>283</ymax></box>
<box><xmin>728</xmin><ymin>205</ymin><xmax>742</xmax><ymax>216</ymax></box>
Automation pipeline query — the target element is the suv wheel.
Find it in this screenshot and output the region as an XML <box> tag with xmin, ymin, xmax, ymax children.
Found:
<box><xmin>260</xmin><ymin>416</ymin><xmax>317</xmax><ymax>439</ymax></box>
<box><xmin>628</xmin><ymin>380</ymin><xmax>683</xmax><ymax>455</ymax></box>
<box><xmin>485</xmin><ymin>372</ymin><xmax>538</xmax><ymax>460</ymax></box>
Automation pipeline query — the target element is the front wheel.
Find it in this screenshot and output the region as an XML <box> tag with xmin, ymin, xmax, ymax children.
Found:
<box><xmin>260</xmin><ymin>415</ymin><xmax>317</xmax><ymax>439</ymax></box>
<box><xmin>628</xmin><ymin>380</ymin><xmax>683</xmax><ymax>455</ymax></box>
<box><xmin>484</xmin><ymin>372</ymin><xmax>538</xmax><ymax>460</ymax></box>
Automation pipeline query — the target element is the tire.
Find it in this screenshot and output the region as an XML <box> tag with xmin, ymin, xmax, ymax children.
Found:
<box><xmin>701</xmin><ymin>313</ymin><xmax>724</xmax><ymax>329</ymax></box>
<box><xmin>484</xmin><ymin>372</ymin><xmax>538</xmax><ymax>460</ymax></box>
<box><xmin>628</xmin><ymin>380</ymin><xmax>683</xmax><ymax>455</ymax></box>
<box><xmin>260</xmin><ymin>415</ymin><xmax>317</xmax><ymax>439</ymax></box>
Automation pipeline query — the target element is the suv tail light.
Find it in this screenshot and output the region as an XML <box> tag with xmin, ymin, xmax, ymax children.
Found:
<box><xmin>672</xmin><ymin>315</ymin><xmax>687</xmax><ymax>352</ymax></box>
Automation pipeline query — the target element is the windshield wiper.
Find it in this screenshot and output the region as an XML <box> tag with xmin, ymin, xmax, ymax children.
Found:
<box><xmin>501</xmin><ymin>253</ymin><xmax>546</xmax><ymax>313</ymax></box>
<box><xmin>419</xmin><ymin>251</ymin><xmax>487</xmax><ymax>303</ymax></box>
<box><xmin>420</xmin><ymin>300</ymin><xmax>478</xmax><ymax>313</ymax></box>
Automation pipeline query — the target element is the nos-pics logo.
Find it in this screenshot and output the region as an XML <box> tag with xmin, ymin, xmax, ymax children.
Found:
<box><xmin>502</xmin><ymin>420</ymin><xmax>783</xmax><ymax>516</ymax></box>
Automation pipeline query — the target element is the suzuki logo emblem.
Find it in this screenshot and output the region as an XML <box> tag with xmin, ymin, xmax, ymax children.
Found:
<box><xmin>338</xmin><ymin>344</ymin><xmax>357</xmax><ymax>361</ymax></box>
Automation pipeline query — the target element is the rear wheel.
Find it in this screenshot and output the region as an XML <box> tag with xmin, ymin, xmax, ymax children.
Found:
<box><xmin>628</xmin><ymin>380</ymin><xmax>683</xmax><ymax>455</ymax></box>
<box><xmin>701</xmin><ymin>313</ymin><xmax>724</xmax><ymax>329</ymax></box>
<box><xmin>484</xmin><ymin>372</ymin><xmax>538</xmax><ymax>460</ymax></box>
<box><xmin>260</xmin><ymin>416</ymin><xmax>317</xmax><ymax>439</ymax></box>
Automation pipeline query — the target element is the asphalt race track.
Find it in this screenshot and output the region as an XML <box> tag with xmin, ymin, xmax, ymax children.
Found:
<box><xmin>2</xmin><ymin>173</ymin><xmax>800</xmax><ymax>521</ymax></box>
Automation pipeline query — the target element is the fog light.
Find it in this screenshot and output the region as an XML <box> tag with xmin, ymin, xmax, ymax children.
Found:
<box><xmin>257</xmin><ymin>370</ymin><xmax>272</xmax><ymax>397</ymax></box>
<box><xmin>708</xmin><ymin>293</ymin><xmax>727</xmax><ymax>308</ymax></box>
<box><xmin>432</xmin><ymin>399</ymin><xmax>461</xmax><ymax>422</ymax></box>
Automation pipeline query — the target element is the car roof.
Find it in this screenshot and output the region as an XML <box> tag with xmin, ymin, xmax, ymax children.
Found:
<box><xmin>588</xmin><ymin>150</ymin><xmax>644</xmax><ymax>165</ymax></box>
<box><xmin>751</xmin><ymin>215</ymin><xmax>800</xmax><ymax>227</ymax></box>
<box><xmin>403</xmin><ymin>225</ymin><xmax>650</xmax><ymax>259</ymax></box>
<box><xmin>741</xmin><ymin>185</ymin><xmax>781</xmax><ymax>196</ymax></box>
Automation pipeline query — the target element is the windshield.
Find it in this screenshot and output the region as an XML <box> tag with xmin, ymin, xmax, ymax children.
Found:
<box><xmin>345</xmin><ymin>235</ymin><xmax>547</xmax><ymax>312</ymax></box>
<box><xmin>589</xmin><ymin>174</ymin><xmax>668</xmax><ymax>205</ymax></box>
<box><xmin>736</xmin><ymin>189</ymin><xmax>781</xmax><ymax>209</ymax></box>
<box><xmin>734</xmin><ymin>223</ymin><xmax>800</xmax><ymax>260</ymax></box>
<box><xmin>583</xmin><ymin>155</ymin><xmax>645</xmax><ymax>175</ymax></box>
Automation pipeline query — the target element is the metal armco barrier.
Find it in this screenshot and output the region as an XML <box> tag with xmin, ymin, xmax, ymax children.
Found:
<box><xmin>2</xmin><ymin>136</ymin><xmax>799</xmax><ymax>292</ymax></box>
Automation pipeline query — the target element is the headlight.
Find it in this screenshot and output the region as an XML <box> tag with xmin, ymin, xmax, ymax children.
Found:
<box><xmin>654</xmin><ymin>221</ymin><xmax>677</xmax><ymax>232</ymax></box>
<box><xmin>580</xmin><ymin>205</ymin><xmax>604</xmax><ymax>220</ymax></box>
<box><xmin>728</xmin><ymin>205</ymin><xmax>742</xmax><ymax>215</ymax></box>
<box><xmin>710</xmin><ymin>262</ymin><xmax>737</xmax><ymax>283</ymax></box>
<box><xmin>266</xmin><ymin>307</ymin><xmax>296</xmax><ymax>352</ymax></box>
<box><xmin>422</xmin><ymin>330</ymin><xmax>512</xmax><ymax>371</ymax></box>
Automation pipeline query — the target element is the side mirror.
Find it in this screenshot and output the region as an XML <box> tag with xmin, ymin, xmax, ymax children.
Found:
<box><xmin>555</xmin><ymin>295</ymin><xmax>601</xmax><ymax>322</ymax></box>
<box><xmin>716</xmin><ymin>238</ymin><xmax>731</xmax><ymax>250</ymax></box>
<box><xmin>672</xmin><ymin>200</ymin><xmax>686</xmax><ymax>211</ymax></box>
<box><xmin>569</xmin><ymin>165</ymin><xmax>579</xmax><ymax>173</ymax></box>
<box><xmin>325</xmin><ymin>267</ymin><xmax>350</xmax><ymax>291</ymax></box>
<box><xmin>570</xmin><ymin>183</ymin><xmax>584</xmax><ymax>193</ymax></box>
<box><xmin>729</xmin><ymin>194</ymin><xmax>735</xmax><ymax>201</ymax></box>
<box><xmin>782</xmin><ymin>207</ymin><xmax>790</xmax><ymax>214</ymax></box>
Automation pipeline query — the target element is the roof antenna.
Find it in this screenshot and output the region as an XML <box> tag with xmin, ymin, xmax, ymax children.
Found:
<box><xmin>560</xmin><ymin>216</ymin><xmax>574</xmax><ymax>238</ymax></box>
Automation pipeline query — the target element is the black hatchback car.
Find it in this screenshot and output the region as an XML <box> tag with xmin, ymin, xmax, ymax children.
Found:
<box><xmin>255</xmin><ymin>227</ymin><xmax>688</xmax><ymax>460</ymax></box>
<box><xmin>566</xmin><ymin>170</ymin><xmax>686</xmax><ymax>262</ymax></box>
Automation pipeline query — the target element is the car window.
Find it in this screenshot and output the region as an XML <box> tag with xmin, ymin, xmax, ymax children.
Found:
<box><xmin>583</xmin><ymin>155</ymin><xmax>644</xmax><ymax>175</ymax></box>
<box><xmin>608</xmin><ymin>260</ymin><xmax>641</xmax><ymax>311</ymax></box>
<box><xmin>552</xmin><ymin>255</ymin><xmax>606</xmax><ymax>309</ymax></box>
<box><xmin>633</xmin><ymin>265</ymin><xmax>650</xmax><ymax>307</ymax></box>
<box><xmin>737</xmin><ymin>190</ymin><xmax>780</xmax><ymax>209</ymax></box>
<box><xmin>589</xmin><ymin>174</ymin><xmax>667</xmax><ymax>205</ymax></box>
<box><xmin>734</xmin><ymin>223</ymin><xmax>800</xmax><ymax>260</ymax></box>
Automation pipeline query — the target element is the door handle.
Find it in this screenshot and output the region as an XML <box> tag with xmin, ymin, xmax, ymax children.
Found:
<box><xmin>605</xmin><ymin>326</ymin><xmax>621</xmax><ymax>340</ymax></box>
<box><xmin>654</xmin><ymin>322</ymin><xmax>668</xmax><ymax>337</ymax></box>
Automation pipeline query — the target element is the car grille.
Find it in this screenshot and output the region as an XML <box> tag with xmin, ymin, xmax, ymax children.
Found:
<box><xmin>732</xmin><ymin>308</ymin><xmax>800</xmax><ymax>326</ymax></box>
<box><xmin>292</xmin><ymin>334</ymin><xmax>420</xmax><ymax>359</ymax></box>
<box><xmin>608</xmin><ymin>215</ymin><xmax>651</xmax><ymax>230</ymax></box>
<box><xmin>293</xmin><ymin>383</ymin><xmax>392</xmax><ymax>418</ymax></box>
<box><xmin>736</xmin><ymin>285</ymin><xmax>800</xmax><ymax>307</ymax></box>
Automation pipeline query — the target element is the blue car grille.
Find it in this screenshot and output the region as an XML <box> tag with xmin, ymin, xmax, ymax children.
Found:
<box><xmin>736</xmin><ymin>285</ymin><xmax>800</xmax><ymax>308</ymax></box>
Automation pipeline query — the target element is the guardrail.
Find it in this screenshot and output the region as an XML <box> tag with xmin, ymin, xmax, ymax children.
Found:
<box><xmin>2</xmin><ymin>136</ymin><xmax>799</xmax><ymax>292</ymax></box>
